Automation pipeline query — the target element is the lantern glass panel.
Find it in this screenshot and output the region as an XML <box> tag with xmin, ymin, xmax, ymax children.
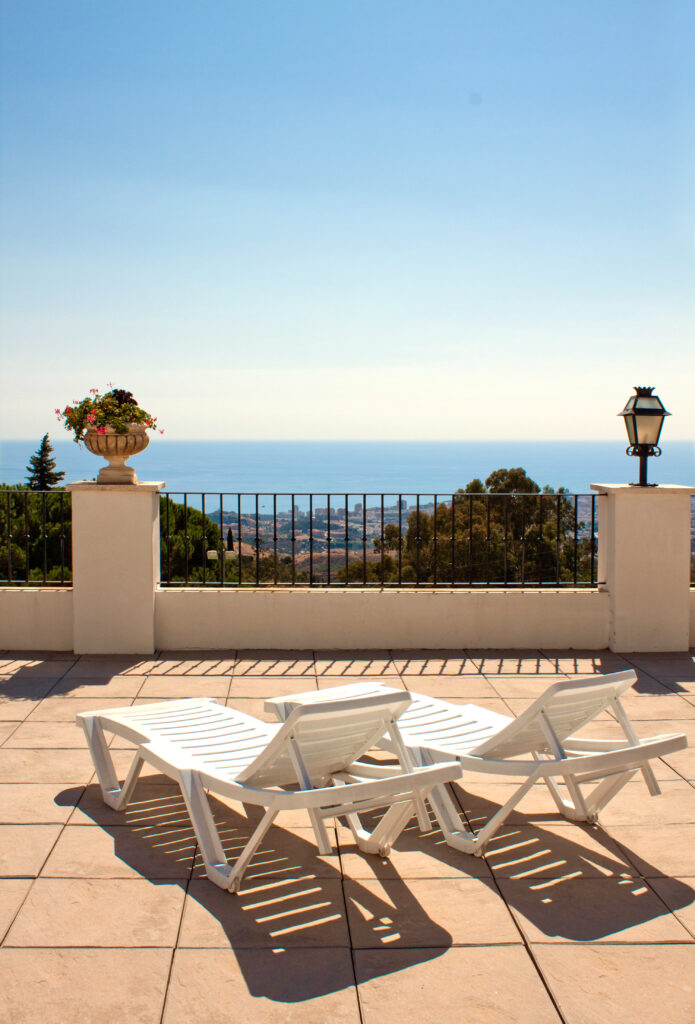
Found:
<box><xmin>624</xmin><ymin>415</ymin><xmax>638</xmax><ymax>445</ymax></box>
<box><xmin>633</xmin><ymin>414</ymin><xmax>663</xmax><ymax>445</ymax></box>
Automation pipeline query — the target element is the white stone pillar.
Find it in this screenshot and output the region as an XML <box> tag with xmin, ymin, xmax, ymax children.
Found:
<box><xmin>591</xmin><ymin>483</ymin><xmax>695</xmax><ymax>653</ymax></box>
<box><xmin>67</xmin><ymin>481</ymin><xmax>164</xmax><ymax>654</ymax></box>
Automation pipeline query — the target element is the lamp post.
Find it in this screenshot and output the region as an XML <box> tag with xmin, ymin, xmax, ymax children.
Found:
<box><xmin>618</xmin><ymin>386</ymin><xmax>670</xmax><ymax>487</ymax></box>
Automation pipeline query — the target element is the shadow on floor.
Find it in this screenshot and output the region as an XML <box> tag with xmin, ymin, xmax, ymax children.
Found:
<box><xmin>61</xmin><ymin>782</ymin><xmax>453</xmax><ymax>1002</ymax></box>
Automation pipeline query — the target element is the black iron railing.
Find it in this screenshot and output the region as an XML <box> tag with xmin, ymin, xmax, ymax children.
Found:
<box><xmin>159</xmin><ymin>491</ymin><xmax>601</xmax><ymax>588</ymax></box>
<box><xmin>0</xmin><ymin>490</ymin><xmax>72</xmax><ymax>585</ymax></box>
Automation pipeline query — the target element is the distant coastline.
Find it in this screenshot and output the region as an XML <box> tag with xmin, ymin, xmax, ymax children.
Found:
<box><xmin>1</xmin><ymin>438</ymin><xmax>694</xmax><ymax>495</ymax></box>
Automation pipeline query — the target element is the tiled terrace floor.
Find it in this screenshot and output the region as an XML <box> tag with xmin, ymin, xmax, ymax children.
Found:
<box><xmin>1</xmin><ymin>648</ymin><xmax>694</xmax><ymax>1023</ymax></box>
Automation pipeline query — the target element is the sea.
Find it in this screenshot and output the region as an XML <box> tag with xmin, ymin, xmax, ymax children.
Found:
<box><xmin>1</xmin><ymin>439</ymin><xmax>693</xmax><ymax>499</ymax></box>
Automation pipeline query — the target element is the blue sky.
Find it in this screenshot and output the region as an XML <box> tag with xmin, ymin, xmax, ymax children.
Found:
<box><xmin>1</xmin><ymin>1</ymin><xmax>693</xmax><ymax>441</ymax></box>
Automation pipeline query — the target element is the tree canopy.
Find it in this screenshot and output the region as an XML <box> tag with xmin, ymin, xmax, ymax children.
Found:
<box><xmin>25</xmin><ymin>434</ymin><xmax>65</xmax><ymax>490</ymax></box>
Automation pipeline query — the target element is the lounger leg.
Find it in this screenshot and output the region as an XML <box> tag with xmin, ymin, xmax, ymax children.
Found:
<box><xmin>226</xmin><ymin>807</ymin><xmax>278</xmax><ymax>893</ymax></box>
<box><xmin>354</xmin><ymin>799</ymin><xmax>415</xmax><ymax>857</ymax></box>
<box><xmin>178</xmin><ymin>770</ymin><xmax>234</xmax><ymax>891</ymax></box>
<box><xmin>81</xmin><ymin>716</ymin><xmax>144</xmax><ymax>810</ymax></box>
<box><xmin>581</xmin><ymin>768</ymin><xmax>639</xmax><ymax>817</ymax></box>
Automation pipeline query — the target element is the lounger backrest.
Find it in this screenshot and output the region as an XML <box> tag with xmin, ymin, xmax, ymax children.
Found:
<box><xmin>237</xmin><ymin>693</ymin><xmax>412</xmax><ymax>787</ymax></box>
<box><xmin>472</xmin><ymin>670</ymin><xmax>637</xmax><ymax>758</ymax></box>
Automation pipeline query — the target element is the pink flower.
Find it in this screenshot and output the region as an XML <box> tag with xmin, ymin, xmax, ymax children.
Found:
<box><xmin>89</xmin><ymin>388</ymin><xmax>98</xmax><ymax>394</ymax></box>
<box><xmin>54</xmin><ymin>408</ymin><xmax>61</xmax><ymax>414</ymax></box>
<box><xmin>159</xmin><ymin>429</ymin><xmax>165</xmax><ymax>435</ymax></box>
<box><xmin>96</xmin><ymin>427</ymin><xmax>107</xmax><ymax>434</ymax></box>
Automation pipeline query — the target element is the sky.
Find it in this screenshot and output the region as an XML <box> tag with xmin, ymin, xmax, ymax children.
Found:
<box><xmin>1</xmin><ymin>1</ymin><xmax>694</xmax><ymax>442</ymax></box>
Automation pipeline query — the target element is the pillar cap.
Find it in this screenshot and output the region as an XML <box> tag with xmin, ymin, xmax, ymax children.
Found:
<box><xmin>590</xmin><ymin>483</ymin><xmax>695</xmax><ymax>495</ymax></box>
<box><xmin>66</xmin><ymin>481</ymin><xmax>165</xmax><ymax>492</ymax></box>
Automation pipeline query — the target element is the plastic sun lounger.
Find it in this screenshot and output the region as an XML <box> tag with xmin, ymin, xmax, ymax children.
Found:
<box><xmin>77</xmin><ymin>693</ymin><xmax>461</xmax><ymax>891</ymax></box>
<box><xmin>265</xmin><ymin>670</ymin><xmax>688</xmax><ymax>856</ymax></box>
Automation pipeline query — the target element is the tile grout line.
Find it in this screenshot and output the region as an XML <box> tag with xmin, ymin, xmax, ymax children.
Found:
<box><xmin>335</xmin><ymin>822</ymin><xmax>367</xmax><ymax>1024</ymax></box>
<box><xmin>157</xmin><ymin>874</ymin><xmax>192</xmax><ymax>1024</ymax></box>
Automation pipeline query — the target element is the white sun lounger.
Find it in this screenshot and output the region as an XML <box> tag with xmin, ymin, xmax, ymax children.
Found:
<box><xmin>265</xmin><ymin>670</ymin><xmax>687</xmax><ymax>856</ymax></box>
<box><xmin>77</xmin><ymin>694</ymin><xmax>461</xmax><ymax>891</ymax></box>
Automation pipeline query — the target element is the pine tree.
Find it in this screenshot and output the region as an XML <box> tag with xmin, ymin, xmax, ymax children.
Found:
<box><xmin>25</xmin><ymin>434</ymin><xmax>65</xmax><ymax>490</ymax></box>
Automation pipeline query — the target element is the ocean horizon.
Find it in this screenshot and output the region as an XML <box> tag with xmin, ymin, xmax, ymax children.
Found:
<box><xmin>1</xmin><ymin>438</ymin><xmax>693</xmax><ymax>496</ymax></box>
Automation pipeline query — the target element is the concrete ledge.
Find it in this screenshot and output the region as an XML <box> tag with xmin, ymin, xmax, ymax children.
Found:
<box><xmin>0</xmin><ymin>588</ymin><xmax>73</xmax><ymax>651</ymax></box>
<box><xmin>155</xmin><ymin>587</ymin><xmax>610</xmax><ymax>651</ymax></box>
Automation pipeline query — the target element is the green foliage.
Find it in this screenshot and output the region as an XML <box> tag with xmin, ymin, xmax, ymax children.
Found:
<box><xmin>57</xmin><ymin>387</ymin><xmax>160</xmax><ymax>442</ymax></box>
<box><xmin>341</xmin><ymin>468</ymin><xmax>595</xmax><ymax>586</ymax></box>
<box><xmin>0</xmin><ymin>484</ymin><xmax>72</xmax><ymax>583</ymax></box>
<box><xmin>25</xmin><ymin>434</ymin><xmax>65</xmax><ymax>490</ymax></box>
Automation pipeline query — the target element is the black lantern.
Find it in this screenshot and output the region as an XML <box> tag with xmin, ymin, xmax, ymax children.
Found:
<box><xmin>618</xmin><ymin>386</ymin><xmax>670</xmax><ymax>486</ymax></box>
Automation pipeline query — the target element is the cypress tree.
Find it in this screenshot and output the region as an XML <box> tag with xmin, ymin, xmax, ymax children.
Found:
<box><xmin>25</xmin><ymin>434</ymin><xmax>65</xmax><ymax>490</ymax></box>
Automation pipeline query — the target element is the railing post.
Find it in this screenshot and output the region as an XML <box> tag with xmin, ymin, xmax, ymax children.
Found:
<box><xmin>66</xmin><ymin>481</ymin><xmax>164</xmax><ymax>654</ymax></box>
<box><xmin>591</xmin><ymin>483</ymin><xmax>695</xmax><ymax>652</ymax></box>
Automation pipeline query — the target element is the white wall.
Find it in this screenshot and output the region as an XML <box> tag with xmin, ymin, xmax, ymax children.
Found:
<box><xmin>0</xmin><ymin>589</ymin><xmax>73</xmax><ymax>651</ymax></box>
<box><xmin>155</xmin><ymin>587</ymin><xmax>609</xmax><ymax>651</ymax></box>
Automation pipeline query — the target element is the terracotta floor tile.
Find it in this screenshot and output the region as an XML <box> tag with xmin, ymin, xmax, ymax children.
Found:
<box><xmin>499</xmin><ymin>876</ymin><xmax>693</xmax><ymax>943</ymax></box>
<box><xmin>392</xmin><ymin>653</ymin><xmax>483</xmax><ymax>675</ymax></box>
<box><xmin>607</xmin><ymin>824</ymin><xmax>695</xmax><ymax>877</ymax></box>
<box><xmin>484</xmin><ymin>822</ymin><xmax>638</xmax><ymax>879</ymax></box>
<box><xmin>0</xmin><ymin>879</ymin><xmax>32</xmax><ymax>941</ymax></box>
<box><xmin>137</xmin><ymin>676</ymin><xmax>230</xmax><ymax>699</ymax></box>
<box><xmin>615</xmin><ymin>695</ymin><xmax>695</xmax><ymax>720</ymax></box>
<box><xmin>0</xmin><ymin>721</ymin><xmax>20</xmax><ymax>744</ymax></box>
<box><xmin>4</xmin><ymin>877</ymin><xmax>186</xmax><ymax>946</ymax></box>
<box><xmin>664</xmin><ymin>746</ymin><xmax>695</xmax><ymax>781</ymax></box>
<box><xmin>0</xmin><ymin>783</ymin><xmax>82</xmax><ymax>824</ymax></box>
<box><xmin>25</xmin><ymin>695</ymin><xmax>135</xmax><ymax>721</ymax></box>
<box><xmin>225</xmin><ymin>696</ymin><xmax>277</xmax><ymax>721</ymax></box>
<box><xmin>399</xmin><ymin>676</ymin><xmax>499</xmax><ymax>699</ymax></box>
<box><xmin>0</xmin><ymin>660</ymin><xmax>74</xmax><ymax>679</ymax></box>
<box><xmin>0</xmin><ymin>748</ymin><xmax>96</xmax><ymax>784</ymax></box>
<box><xmin>0</xmin><ymin>947</ymin><xmax>170</xmax><ymax>1024</ymax></box>
<box><xmin>355</xmin><ymin>946</ymin><xmax>561</xmax><ymax>1024</ymax></box>
<box><xmin>532</xmin><ymin>944</ymin><xmax>695</xmax><ymax>1024</ymax></box>
<box><xmin>596</xmin><ymin>780</ymin><xmax>695</xmax><ymax>827</ymax></box>
<box><xmin>485</xmin><ymin>674</ymin><xmax>567</xmax><ymax>699</ymax></box>
<box><xmin>228</xmin><ymin>676</ymin><xmax>320</xmax><ymax>698</ymax></box>
<box><xmin>0</xmin><ymin>824</ymin><xmax>62</xmax><ymax>877</ymax></box>
<box><xmin>144</xmin><ymin>655</ymin><xmax>236</xmax><ymax>675</ymax></box>
<box><xmin>233</xmin><ymin>651</ymin><xmax>316</xmax><ymax>676</ymax></box>
<box><xmin>345</xmin><ymin>876</ymin><xmax>519</xmax><ymax>947</ymax></box>
<box><xmin>338</xmin><ymin>823</ymin><xmax>492</xmax><ymax>880</ymax></box>
<box><xmin>502</xmin><ymin>698</ymin><xmax>615</xmax><ymax>723</ymax></box>
<box><xmin>41</xmin><ymin>823</ymin><xmax>196</xmax><ymax>879</ymax></box>
<box><xmin>1</xmin><ymin>676</ymin><xmax>58</xmax><ymax>700</ymax></box>
<box><xmin>64</xmin><ymin>657</ymin><xmax>151</xmax><ymax>678</ymax></box>
<box><xmin>104</xmin><ymin>750</ymin><xmax>174</xmax><ymax>784</ymax></box>
<box><xmin>315</xmin><ymin>652</ymin><xmax>399</xmax><ymax>677</ymax></box>
<box><xmin>467</xmin><ymin>651</ymin><xmax>558</xmax><ymax>675</ymax></box>
<box><xmin>3</xmin><ymin>721</ymin><xmax>88</xmax><ymax>748</ymax></box>
<box><xmin>0</xmin><ymin>698</ymin><xmax>44</xmax><ymax>722</ymax></box>
<box><xmin>316</xmin><ymin>676</ymin><xmax>404</xmax><ymax>692</ymax></box>
<box><xmin>539</xmin><ymin>651</ymin><xmax>633</xmax><ymax>674</ymax></box>
<box><xmin>179</xmin><ymin>877</ymin><xmax>350</xmax><ymax>948</ymax></box>
<box><xmin>70</xmin><ymin>781</ymin><xmax>188</xmax><ymax>826</ymax></box>
<box><xmin>191</xmin><ymin>821</ymin><xmax>341</xmax><ymax>887</ymax></box>
<box><xmin>163</xmin><ymin>947</ymin><xmax>361</xmax><ymax>1023</ymax></box>
<box><xmin>649</xmin><ymin>877</ymin><xmax>695</xmax><ymax>938</ymax></box>
<box><xmin>48</xmin><ymin>676</ymin><xmax>146</xmax><ymax>698</ymax></box>
<box><xmin>455</xmin><ymin>780</ymin><xmax>585</xmax><ymax>826</ymax></box>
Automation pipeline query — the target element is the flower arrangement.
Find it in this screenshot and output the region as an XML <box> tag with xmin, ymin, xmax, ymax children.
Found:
<box><xmin>56</xmin><ymin>387</ymin><xmax>164</xmax><ymax>443</ymax></box>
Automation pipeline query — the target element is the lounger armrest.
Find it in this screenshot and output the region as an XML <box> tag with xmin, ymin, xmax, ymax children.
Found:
<box><xmin>563</xmin><ymin>733</ymin><xmax>687</xmax><ymax>754</ymax></box>
<box><xmin>198</xmin><ymin>761</ymin><xmax>461</xmax><ymax>810</ymax></box>
<box><xmin>453</xmin><ymin>732</ymin><xmax>686</xmax><ymax>779</ymax></box>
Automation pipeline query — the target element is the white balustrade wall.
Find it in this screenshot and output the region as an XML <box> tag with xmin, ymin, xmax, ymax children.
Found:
<box><xmin>1</xmin><ymin>481</ymin><xmax>693</xmax><ymax>654</ymax></box>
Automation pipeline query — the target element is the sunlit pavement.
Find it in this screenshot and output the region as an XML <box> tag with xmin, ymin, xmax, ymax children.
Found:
<box><xmin>1</xmin><ymin>648</ymin><xmax>694</xmax><ymax>1023</ymax></box>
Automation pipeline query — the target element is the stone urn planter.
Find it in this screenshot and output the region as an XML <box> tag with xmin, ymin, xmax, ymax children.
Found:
<box><xmin>83</xmin><ymin>424</ymin><xmax>150</xmax><ymax>484</ymax></box>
